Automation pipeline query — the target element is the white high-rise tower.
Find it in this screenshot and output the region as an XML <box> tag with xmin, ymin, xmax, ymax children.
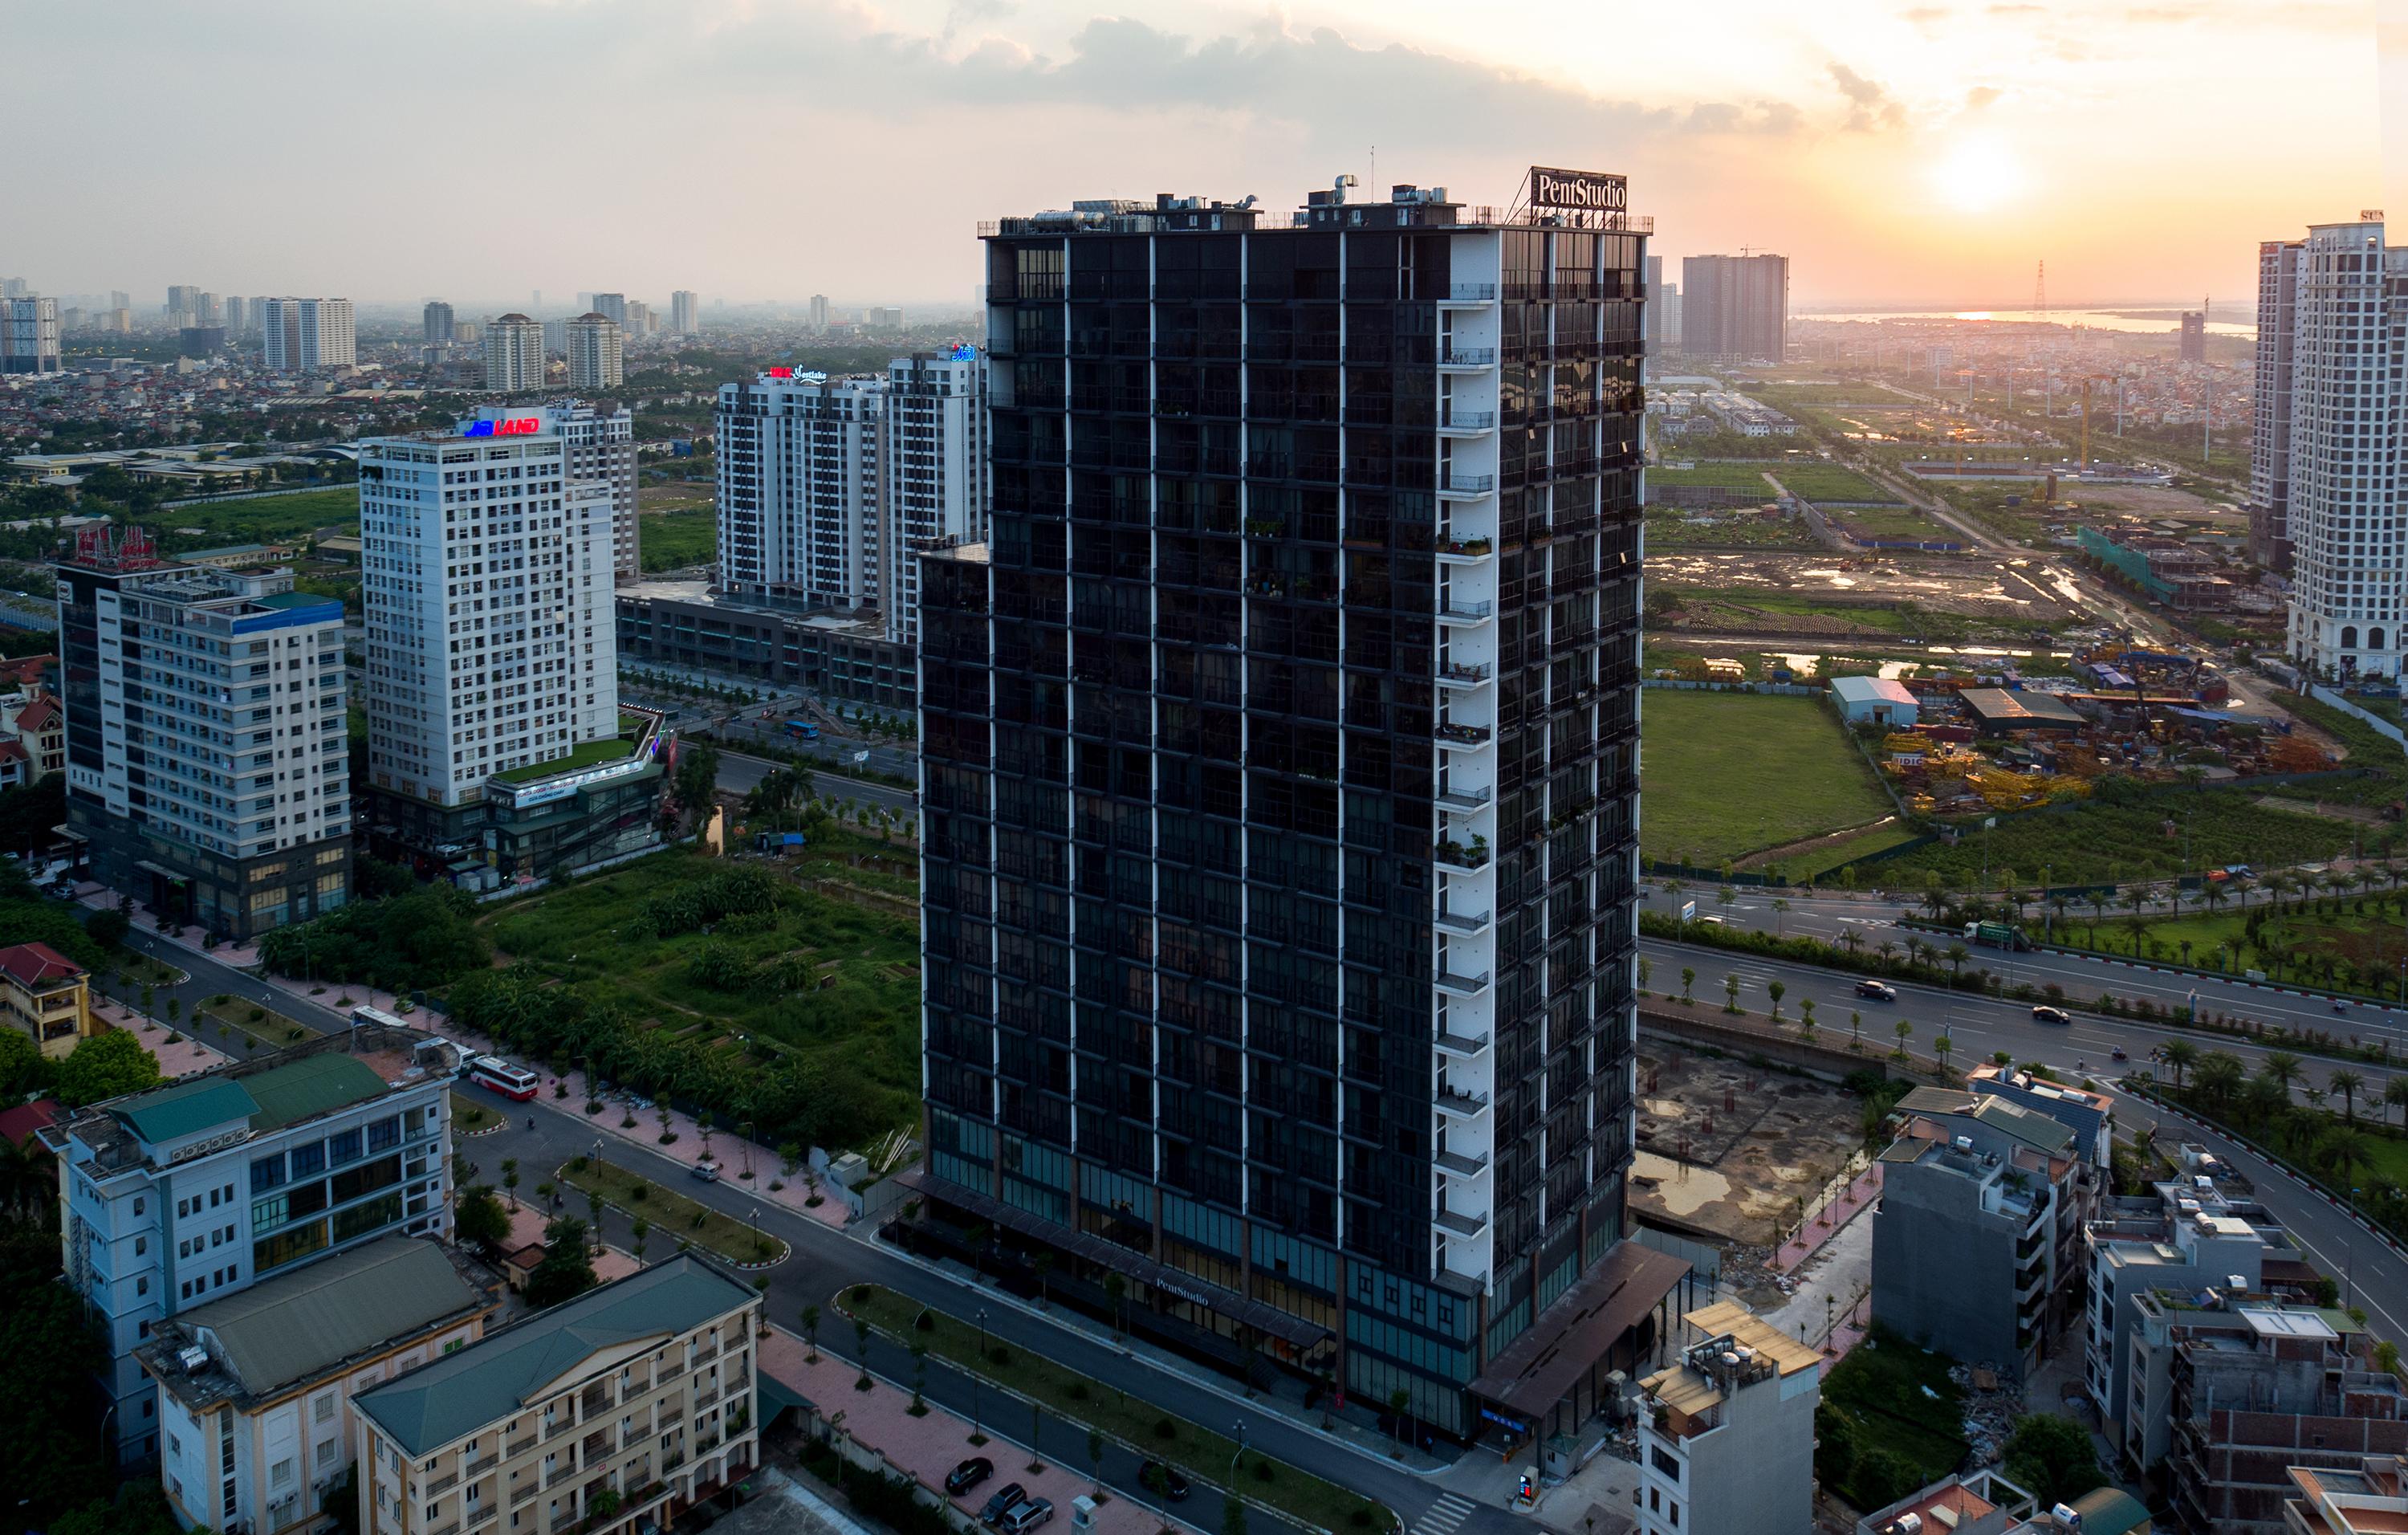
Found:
<box><xmin>2273</xmin><ymin>217</ymin><xmax>2406</xmax><ymax>681</ymax></box>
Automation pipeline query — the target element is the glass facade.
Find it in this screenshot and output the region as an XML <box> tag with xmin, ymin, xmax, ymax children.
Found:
<box><xmin>919</xmin><ymin>192</ymin><xmax>1646</xmax><ymax>1435</ymax></box>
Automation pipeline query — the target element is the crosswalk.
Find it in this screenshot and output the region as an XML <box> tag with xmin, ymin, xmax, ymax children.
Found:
<box><xmin>1413</xmin><ymin>1492</ymin><xmax>1479</xmax><ymax>1535</ymax></box>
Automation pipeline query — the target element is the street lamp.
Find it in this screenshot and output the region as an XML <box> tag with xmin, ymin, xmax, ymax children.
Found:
<box><xmin>747</xmin><ymin>1205</ymin><xmax>761</xmax><ymax>1261</ymax></box>
<box><xmin>1229</xmin><ymin>1420</ymin><xmax>1247</xmax><ymax>1487</ymax></box>
<box><xmin>973</xmin><ymin>1309</ymin><xmax>989</xmax><ymax>1435</ymax></box>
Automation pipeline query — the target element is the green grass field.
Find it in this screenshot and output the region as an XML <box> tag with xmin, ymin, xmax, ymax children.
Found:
<box><xmin>1819</xmin><ymin>1326</ymin><xmax>1971</xmax><ymax>1511</ymax></box>
<box><xmin>1795</xmin><ymin>820</ymin><xmax>1925</xmax><ymax>882</ymax></box>
<box><xmin>481</xmin><ymin>841</ymin><xmax>921</xmax><ymax>1140</ymax></box>
<box><xmin>2057</xmin><ymin>892</ymin><xmax>2408</xmax><ymax>995</ymax></box>
<box><xmin>1835</xmin><ymin>505</ymin><xmax>1954</xmax><ymax>543</ymax></box>
<box><xmin>1649</xmin><ymin>463</ymin><xmax>1776</xmax><ymax>492</ymax></box>
<box><xmin>1767</xmin><ymin>465</ymin><xmax>1897</xmax><ymax>503</ymax></box>
<box><xmin>1641</xmin><ymin>690</ymin><xmax>1893</xmax><ymax>866</ymax></box>
<box><xmin>639</xmin><ymin>508</ymin><xmax>716</xmax><ymax>572</ymax></box>
<box><xmin>1877</xmin><ymin>790</ymin><xmax>2365</xmax><ymax>889</ymax></box>
<box><xmin>157</xmin><ymin>487</ymin><xmax>361</xmax><ymax>554</ymax></box>
<box><xmin>1643</xmin><ymin>509</ymin><xmax>1818</xmax><ymax>550</ymax></box>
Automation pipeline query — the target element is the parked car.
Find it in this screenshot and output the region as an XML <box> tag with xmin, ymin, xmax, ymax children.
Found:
<box><xmin>1137</xmin><ymin>1463</ymin><xmax>1191</xmax><ymax>1502</ymax></box>
<box><xmin>999</xmin><ymin>1500</ymin><xmax>1055</xmax><ymax>1535</ymax></box>
<box><xmin>1854</xmin><ymin>980</ymin><xmax>1897</xmax><ymax>1001</ymax></box>
<box><xmin>689</xmin><ymin>1160</ymin><xmax>722</xmax><ymax>1182</ymax></box>
<box><xmin>979</xmin><ymin>1485</ymin><xmax>1027</xmax><ymax>1525</ymax></box>
<box><xmin>2031</xmin><ymin>1005</ymin><xmax>2072</xmax><ymax>1025</ymax></box>
<box><xmin>946</xmin><ymin>1459</ymin><xmax>994</xmax><ymax>1496</ymax></box>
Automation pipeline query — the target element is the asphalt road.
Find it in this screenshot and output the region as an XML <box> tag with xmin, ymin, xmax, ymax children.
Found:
<box><xmin>1641</xmin><ymin>886</ymin><xmax>2408</xmax><ymax>1053</ymax></box>
<box><xmin>715</xmin><ymin>749</ymin><xmax>917</xmax><ymax>818</ymax></box>
<box><xmin>105</xmin><ymin>934</ymin><xmax>1475</xmax><ymax>1535</ymax></box>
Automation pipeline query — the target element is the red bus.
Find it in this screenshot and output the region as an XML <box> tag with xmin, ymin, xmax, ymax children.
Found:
<box><xmin>467</xmin><ymin>1056</ymin><xmax>539</xmax><ymax>1101</ymax></box>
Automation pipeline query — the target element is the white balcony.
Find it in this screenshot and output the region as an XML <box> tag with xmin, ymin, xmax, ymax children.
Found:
<box><xmin>1437</xmin><ymin>599</ymin><xmax>1492</xmax><ymax>626</ymax></box>
<box><xmin>1435</xmin><ymin>662</ymin><xmax>1491</xmax><ymax>690</ymax></box>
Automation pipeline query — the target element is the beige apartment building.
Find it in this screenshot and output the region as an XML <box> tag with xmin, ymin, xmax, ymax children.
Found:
<box><xmin>353</xmin><ymin>1256</ymin><xmax>759</xmax><ymax>1535</ymax></box>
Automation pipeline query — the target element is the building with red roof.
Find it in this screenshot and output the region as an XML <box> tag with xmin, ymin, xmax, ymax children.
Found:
<box><xmin>0</xmin><ymin>939</ymin><xmax>96</xmax><ymax>1058</ymax></box>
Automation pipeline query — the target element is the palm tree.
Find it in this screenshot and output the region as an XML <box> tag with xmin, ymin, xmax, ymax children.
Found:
<box><xmin>1771</xmin><ymin>898</ymin><xmax>1792</xmax><ymax>935</ymax></box>
<box><xmin>1840</xmin><ymin>930</ymin><xmax>1864</xmax><ymax>959</ymax></box>
<box><xmin>2196</xmin><ymin>1051</ymin><xmax>2246</xmax><ymax>1109</ymax></box>
<box><xmin>2162</xmin><ymin>1039</ymin><xmax>2199</xmax><ymax>1089</ymax></box>
<box><xmin>2386</xmin><ymin>1074</ymin><xmax>2408</xmax><ymax>1129</ymax></box>
<box><xmin>2331</xmin><ymin>1069</ymin><xmax>2366</xmax><ymax>1123</ymax></box>
<box><xmin>2260</xmin><ymin>1051</ymin><xmax>2305</xmax><ymax>1098</ymax></box>
<box><xmin>1893</xmin><ymin>1016</ymin><xmax>1914</xmax><ymax>1061</ymax></box>
<box><xmin>502</xmin><ymin>1158</ymin><xmax>521</xmax><ymax>1211</ymax></box>
<box><xmin>1946</xmin><ymin>943</ymin><xmax>1971</xmax><ymax>980</ymax></box>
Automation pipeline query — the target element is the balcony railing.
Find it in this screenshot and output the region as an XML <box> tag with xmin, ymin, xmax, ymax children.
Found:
<box><xmin>1434</xmin><ymin>840</ymin><xmax>1491</xmax><ymax>869</ymax></box>
<box><xmin>1442</xmin><ymin>285</ymin><xmax>1498</xmax><ymax>303</ymax></box>
<box><xmin>1435</xmin><ymin>1207</ymin><xmax>1488</xmax><ymax>1236</ymax></box>
<box><xmin>1438</xmin><ymin>348</ymin><xmax>1496</xmax><ymax>367</ymax></box>
<box><xmin>1434</xmin><ymin>969</ymin><xmax>1491</xmax><ymax>996</ymax></box>
<box><xmin>1436</xmin><ymin>1085</ymin><xmax>1491</xmax><ymax>1118</ymax></box>
<box><xmin>1435</xmin><ymin>723</ymin><xmax>1493</xmax><ymax>747</ymax></box>
<box><xmin>1438</xmin><ymin>662</ymin><xmax>1491</xmax><ymax>684</ymax></box>
<box><xmin>1437</xmin><ymin>600</ymin><xmax>1493</xmax><ymax>623</ymax></box>
<box><xmin>1439</xmin><ymin>474</ymin><xmax>1495</xmax><ymax>495</ymax></box>
<box><xmin>1438</xmin><ymin>410</ymin><xmax>1497</xmax><ymax>432</ymax></box>
<box><xmin>1435</xmin><ymin>1146</ymin><xmax>1488</xmax><ymax>1176</ymax></box>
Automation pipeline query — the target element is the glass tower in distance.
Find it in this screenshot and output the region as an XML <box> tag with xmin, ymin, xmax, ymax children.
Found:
<box><xmin>913</xmin><ymin>174</ymin><xmax>1669</xmax><ymax>1438</ymax></box>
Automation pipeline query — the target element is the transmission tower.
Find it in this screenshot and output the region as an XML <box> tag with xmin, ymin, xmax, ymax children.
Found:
<box><xmin>2033</xmin><ymin>260</ymin><xmax>2047</xmax><ymax>320</ymax></box>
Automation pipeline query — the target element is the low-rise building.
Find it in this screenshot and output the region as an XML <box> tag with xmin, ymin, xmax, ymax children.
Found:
<box><xmin>613</xmin><ymin>579</ymin><xmax>916</xmax><ymax>710</ymax></box>
<box><xmin>0</xmin><ymin>939</ymin><xmax>97</xmax><ymax>1057</ymax></box>
<box><xmin>140</xmin><ymin>1236</ymin><xmax>503</xmax><ymax>1535</ymax></box>
<box><xmin>1635</xmin><ymin>1300</ymin><xmax>1820</xmax><ymax>1535</ymax></box>
<box><xmin>2167</xmin><ymin>1302</ymin><xmax>2406</xmax><ymax>1534</ymax></box>
<box><xmin>1830</xmin><ymin>674</ymin><xmax>1919</xmax><ymax>727</ymax></box>
<box><xmin>2</xmin><ymin>686</ymin><xmax>65</xmax><ymax>777</ymax></box>
<box><xmin>1873</xmin><ymin>1090</ymin><xmax>2086</xmax><ymax>1379</ymax></box>
<box><xmin>354</xmin><ymin>1255</ymin><xmax>761</xmax><ymax>1535</ymax></box>
<box><xmin>1849</xmin><ymin>1468</ymin><xmax>2036</xmax><ymax>1535</ymax></box>
<box><xmin>43</xmin><ymin>1023</ymin><xmax>458</xmax><ymax>1462</ymax></box>
<box><xmin>2284</xmin><ymin>1456</ymin><xmax>2408</xmax><ymax>1533</ymax></box>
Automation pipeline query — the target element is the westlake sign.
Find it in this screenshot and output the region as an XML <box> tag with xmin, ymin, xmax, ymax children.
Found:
<box><xmin>1530</xmin><ymin>165</ymin><xmax>1628</xmax><ymax>213</ymax></box>
<box><xmin>462</xmin><ymin>417</ymin><xmax>539</xmax><ymax>438</ymax></box>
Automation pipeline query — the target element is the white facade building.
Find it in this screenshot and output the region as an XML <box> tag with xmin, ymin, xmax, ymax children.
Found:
<box><xmin>717</xmin><ymin>349</ymin><xmax>987</xmax><ymax>643</ymax></box>
<box><xmin>565</xmin><ymin>312</ymin><xmax>622</xmax><ymax>389</ymax></box>
<box><xmin>670</xmin><ymin>290</ymin><xmax>699</xmax><ymax>335</ymax></box>
<box><xmin>482</xmin><ymin>314</ymin><xmax>547</xmax><ymax>393</ymax></box>
<box><xmin>3</xmin><ymin>294</ymin><xmax>63</xmax><ymax>373</ymax></box>
<box><xmin>356</xmin><ymin>417</ymin><xmax>619</xmax><ymax>809</ymax></box>
<box><xmin>1636</xmin><ymin>1302</ymin><xmax>1821</xmax><ymax>1535</ymax></box>
<box><xmin>2276</xmin><ymin>218</ymin><xmax>2406</xmax><ymax>680</ymax></box>
<box><xmin>510</xmin><ymin>400</ymin><xmax>640</xmax><ymax>580</ymax></box>
<box><xmin>262</xmin><ymin>299</ymin><xmax>356</xmax><ymax>373</ymax></box>
<box><xmin>42</xmin><ymin>1027</ymin><xmax>458</xmax><ymax>1463</ymax></box>
<box><xmin>589</xmin><ymin>292</ymin><xmax>627</xmax><ymax>328</ymax></box>
<box><xmin>53</xmin><ymin>548</ymin><xmax>352</xmax><ymax>938</ymax></box>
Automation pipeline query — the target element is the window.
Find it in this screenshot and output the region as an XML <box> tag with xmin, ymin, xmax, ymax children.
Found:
<box><xmin>271</xmin><ymin>1459</ymin><xmax>293</xmax><ymax>1487</ymax></box>
<box><xmin>1651</xmin><ymin>1447</ymin><xmax>1681</xmax><ymax>1481</ymax></box>
<box><xmin>251</xmin><ymin>1154</ymin><xmax>287</xmax><ymax>1194</ymax></box>
<box><xmin>367</xmin><ymin>1117</ymin><xmax>401</xmax><ymax>1153</ymax></box>
<box><xmin>137</xmin><ymin>1276</ymin><xmax>149</xmax><ymax>1295</ymax></box>
<box><xmin>315</xmin><ymin>1395</ymin><xmax>336</xmax><ymax>1424</ymax></box>
<box><xmin>289</xmin><ymin>1141</ymin><xmax>327</xmax><ymax>1179</ymax></box>
<box><xmin>317</xmin><ymin>1437</ymin><xmax>339</xmax><ymax>1464</ymax></box>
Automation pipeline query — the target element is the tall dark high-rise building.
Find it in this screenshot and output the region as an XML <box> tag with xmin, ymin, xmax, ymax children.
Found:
<box><xmin>2178</xmin><ymin>308</ymin><xmax>2207</xmax><ymax>363</ymax></box>
<box><xmin>1678</xmin><ymin>253</ymin><xmax>1788</xmax><ymax>364</ymax></box>
<box><xmin>911</xmin><ymin>174</ymin><xmax>1681</xmax><ymax>1439</ymax></box>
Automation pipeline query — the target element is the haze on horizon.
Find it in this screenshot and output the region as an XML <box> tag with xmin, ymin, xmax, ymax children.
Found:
<box><xmin>12</xmin><ymin>0</ymin><xmax>2397</xmax><ymax>311</ymax></box>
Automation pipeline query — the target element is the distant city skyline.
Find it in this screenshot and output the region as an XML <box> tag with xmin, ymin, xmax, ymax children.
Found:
<box><xmin>4</xmin><ymin>1</ymin><xmax>2395</xmax><ymax>307</ymax></box>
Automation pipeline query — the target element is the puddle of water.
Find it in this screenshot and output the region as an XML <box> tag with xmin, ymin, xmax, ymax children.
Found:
<box><xmin>1631</xmin><ymin>1150</ymin><xmax>1733</xmax><ymax>1218</ymax></box>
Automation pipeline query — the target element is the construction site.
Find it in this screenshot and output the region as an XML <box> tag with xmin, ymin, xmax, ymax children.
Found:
<box><xmin>1627</xmin><ymin>1044</ymin><xmax>1867</xmax><ymax>1252</ymax></box>
<box><xmin>1836</xmin><ymin>648</ymin><xmax>2345</xmax><ymax>819</ymax></box>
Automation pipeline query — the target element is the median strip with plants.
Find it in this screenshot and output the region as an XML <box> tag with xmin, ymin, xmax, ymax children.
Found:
<box><xmin>556</xmin><ymin>1154</ymin><xmax>788</xmax><ymax>1268</ymax></box>
<box><xmin>839</xmin><ymin>1283</ymin><xmax>1392</xmax><ymax>1534</ymax></box>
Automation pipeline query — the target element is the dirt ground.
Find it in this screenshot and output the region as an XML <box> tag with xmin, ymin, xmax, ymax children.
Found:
<box><xmin>1650</xmin><ymin>548</ymin><xmax>2083</xmax><ymax>627</ymax></box>
<box><xmin>1627</xmin><ymin>1045</ymin><xmax>1866</xmax><ymax>1249</ymax></box>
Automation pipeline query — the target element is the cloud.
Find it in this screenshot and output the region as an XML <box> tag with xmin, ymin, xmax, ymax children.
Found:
<box><xmin>2124</xmin><ymin>5</ymin><xmax>2203</xmax><ymax>19</ymax></box>
<box><xmin>1985</xmin><ymin>3</ymin><xmax>2044</xmax><ymax>12</ymax></box>
<box><xmin>1900</xmin><ymin>3</ymin><xmax>1951</xmax><ymax>18</ymax></box>
<box><xmin>1965</xmin><ymin>83</ymin><xmax>2003</xmax><ymax>108</ymax></box>
<box><xmin>1828</xmin><ymin>62</ymin><xmax>1907</xmax><ymax>130</ymax></box>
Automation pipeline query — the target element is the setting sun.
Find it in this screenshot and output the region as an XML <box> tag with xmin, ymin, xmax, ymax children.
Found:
<box><xmin>1928</xmin><ymin>136</ymin><xmax>2031</xmax><ymax>214</ymax></box>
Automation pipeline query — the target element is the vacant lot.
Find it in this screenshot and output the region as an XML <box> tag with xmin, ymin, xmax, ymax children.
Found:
<box><xmin>158</xmin><ymin>487</ymin><xmax>360</xmax><ymax>553</ymax></box>
<box><xmin>482</xmin><ymin>839</ymin><xmax>921</xmax><ymax>1140</ymax></box>
<box><xmin>1877</xmin><ymin>790</ymin><xmax>2363</xmax><ymax>889</ymax></box>
<box><xmin>1651</xmin><ymin>463</ymin><xmax>1776</xmax><ymax>492</ymax></box>
<box><xmin>639</xmin><ymin>508</ymin><xmax>715</xmax><ymax>572</ymax></box>
<box><xmin>1834</xmin><ymin>505</ymin><xmax>1954</xmax><ymax>544</ymax></box>
<box><xmin>1820</xmin><ymin>1326</ymin><xmax>1971</xmax><ymax>1511</ymax></box>
<box><xmin>1768</xmin><ymin>465</ymin><xmax>1898</xmax><ymax>503</ymax></box>
<box><xmin>1641</xmin><ymin>690</ymin><xmax>1893</xmax><ymax>867</ymax></box>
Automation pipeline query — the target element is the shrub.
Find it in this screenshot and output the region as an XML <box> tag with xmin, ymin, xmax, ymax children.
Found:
<box><xmin>586</xmin><ymin>1100</ymin><xmax>604</xmax><ymax>1115</ymax></box>
<box><xmin>1152</xmin><ymin>1419</ymin><xmax>1177</xmax><ymax>1441</ymax></box>
<box><xmin>247</xmin><ymin>1008</ymin><xmax>264</xmax><ymax>1023</ymax></box>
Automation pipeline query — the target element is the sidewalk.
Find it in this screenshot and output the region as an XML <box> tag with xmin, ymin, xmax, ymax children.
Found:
<box><xmin>1774</xmin><ymin>1163</ymin><xmax>1881</xmax><ymax>1274</ymax></box>
<box><xmin>92</xmin><ymin>996</ymin><xmax>230</xmax><ymax>1080</ymax></box>
<box><xmin>755</xmin><ymin>1325</ymin><xmax>1197</xmax><ymax>1535</ymax></box>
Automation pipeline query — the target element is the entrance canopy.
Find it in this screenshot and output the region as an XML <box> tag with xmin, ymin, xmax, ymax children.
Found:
<box><xmin>1469</xmin><ymin>1243</ymin><xmax>1690</xmax><ymax>1420</ymax></box>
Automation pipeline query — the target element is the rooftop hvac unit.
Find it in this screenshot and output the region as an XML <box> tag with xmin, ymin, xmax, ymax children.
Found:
<box><xmin>1734</xmin><ymin>1346</ymin><xmax>1755</xmax><ymax>1362</ymax></box>
<box><xmin>2195</xmin><ymin>1175</ymin><xmax>2215</xmax><ymax>1191</ymax></box>
<box><xmin>2228</xmin><ymin>1274</ymin><xmax>2248</xmax><ymax>1290</ymax></box>
<box><xmin>1719</xmin><ymin>1352</ymin><xmax>1740</xmax><ymax>1368</ymax></box>
<box><xmin>2050</xmin><ymin>1504</ymin><xmax>2083</xmax><ymax>1529</ymax></box>
<box><xmin>1884</xmin><ymin>1516</ymin><xmax>1924</xmax><ymax>1535</ymax></box>
<box><xmin>1952</xmin><ymin>1135</ymin><xmax>1975</xmax><ymax>1153</ymax></box>
<box><xmin>177</xmin><ymin>1345</ymin><xmax>209</xmax><ymax>1373</ymax></box>
<box><xmin>2177</xmin><ymin>1198</ymin><xmax>2200</xmax><ymax>1215</ymax></box>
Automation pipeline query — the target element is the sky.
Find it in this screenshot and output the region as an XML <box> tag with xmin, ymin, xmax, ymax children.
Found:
<box><xmin>10</xmin><ymin>0</ymin><xmax>2395</xmax><ymax>311</ymax></box>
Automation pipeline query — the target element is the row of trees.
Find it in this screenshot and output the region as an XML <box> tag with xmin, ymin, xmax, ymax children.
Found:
<box><xmin>446</xmin><ymin>963</ymin><xmax>884</xmax><ymax>1156</ymax></box>
<box><xmin>256</xmin><ymin>882</ymin><xmax>493</xmax><ymax>994</ymax></box>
